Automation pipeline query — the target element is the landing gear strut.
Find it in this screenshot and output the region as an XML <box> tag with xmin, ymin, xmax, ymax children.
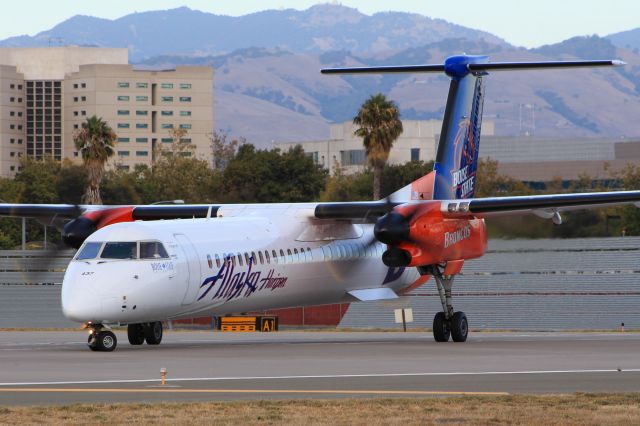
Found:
<box><xmin>86</xmin><ymin>324</ymin><xmax>117</xmax><ymax>352</ymax></box>
<box><xmin>419</xmin><ymin>265</ymin><xmax>468</xmax><ymax>343</ymax></box>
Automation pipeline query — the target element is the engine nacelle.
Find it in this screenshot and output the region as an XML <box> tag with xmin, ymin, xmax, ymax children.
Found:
<box><xmin>380</xmin><ymin>201</ymin><xmax>487</xmax><ymax>267</ymax></box>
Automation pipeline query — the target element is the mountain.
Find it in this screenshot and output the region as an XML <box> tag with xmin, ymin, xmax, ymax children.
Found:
<box><xmin>608</xmin><ymin>28</ymin><xmax>640</xmax><ymax>52</ymax></box>
<box><xmin>137</xmin><ymin>36</ymin><xmax>640</xmax><ymax>146</ymax></box>
<box><xmin>0</xmin><ymin>5</ymin><xmax>507</xmax><ymax>61</ymax></box>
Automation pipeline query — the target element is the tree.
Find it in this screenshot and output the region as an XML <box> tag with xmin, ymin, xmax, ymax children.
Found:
<box><xmin>222</xmin><ymin>144</ymin><xmax>327</xmax><ymax>203</ymax></box>
<box><xmin>210</xmin><ymin>131</ymin><xmax>244</xmax><ymax>171</ymax></box>
<box><xmin>73</xmin><ymin>115</ymin><xmax>116</xmax><ymax>204</ymax></box>
<box><xmin>353</xmin><ymin>93</ymin><xmax>403</xmax><ymax>200</ymax></box>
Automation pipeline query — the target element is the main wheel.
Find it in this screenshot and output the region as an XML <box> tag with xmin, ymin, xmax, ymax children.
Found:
<box><xmin>432</xmin><ymin>312</ymin><xmax>450</xmax><ymax>342</ymax></box>
<box><xmin>450</xmin><ymin>311</ymin><xmax>468</xmax><ymax>342</ymax></box>
<box><xmin>144</xmin><ymin>321</ymin><xmax>163</xmax><ymax>345</ymax></box>
<box><xmin>87</xmin><ymin>334</ymin><xmax>99</xmax><ymax>351</ymax></box>
<box><xmin>95</xmin><ymin>330</ymin><xmax>117</xmax><ymax>352</ymax></box>
<box><xmin>128</xmin><ymin>324</ymin><xmax>145</xmax><ymax>345</ymax></box>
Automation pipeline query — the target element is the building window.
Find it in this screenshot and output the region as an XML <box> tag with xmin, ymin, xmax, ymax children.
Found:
<box><xmin>81</xmin><ymin>110</ymin><xmax>86</xmax><ymax>116</ymax></box>
<box><xmin>136</xmin><ymin>110</ymin><xmax>148</xmax><ymax>116</ymax></box>
<box><xmin>73</xmin><ymin>111</ymin><xmax>78</xmax><ymax>116</ymax></box>
<box><xmin>161</xmin><ymin>138</ymin><xmax>173</xmax><ymax>143</ymax></box>
<box><xmin>17</xmin><ymin>112</ymin><xmax>22</xmax><ymax>117</ymax></box>
<box><xmin>10</xmin><ymin>138</ymin><xmax>14</xmax><ymax>144</ymax></box>
<box><xmin>136</xmin><ymin>95</ymin><xmax>148</xmax><ymax>101</ymax></box>
<box><xmin>10</xmin><ymin>166</ymin><xmax>15</xmax><ymax>171</ymax></box>
<box><xmin>117</xmin><ymin>110</ymin><xmax>130</xmax><ymax>116</ymax></box>
<box><xmin>81</xmin><ymin>83</ymin><xmax>86</xmax><ymax>88</ymax></box>
<box><xmin>161</xmin><ymin>83</ymin><xmax>173</xmax><ymax>89</ymax></box>
<box><xmin>74</xmin><ymin>124</ymin><xmax>79</xmax><ymax>129</ymax></box>
<box><xmin>180</xmin><ymin>83</ymin><xmax>192</xmax><ymax>89</ymax></box>
<box><xmin>18</xmin><ymin>84</ymin><xmax>22</xmax><ymax>90</ymax></box>
<box><xmin>161</xmin><ymin>96</ymin><xmax>173</xmax><ymax>102</ymax></box>
<box><xmin>10</xmin><ymin>84</ymin><xmax>15</xmax><ymax>89</ymax></box>
<box><xmin>118</xmin><ymin>82</ymin><xmax>130</xmax><ymax>88</ymax></box>
<box><xmin>136</xmin><ymin>123</ymin><xmax>148</xmax><ymax>129</ymax></box>
<box><xmin>117</xmin><ymin>165</ymin><xmax>130</xmax><ymax>171</ymax></box>
<box><xmin>10</xmin><ymin>152</ymin><xmax>15</xmax><ymax>157</ymax></box>
<box><xmin>180</xmin><ymin>111</ymin><xmax>191</xmax><ymax>116</ymax></box>
<box><xmin>10</xmin><ymin>97</ymin><xmax>14</xmax><ymax>102</ymax></box>
<box><xmin>73</xmin><ymin>97</ymin><xmax>78</xmax><ymax>102</ymax></box>
<box><xmin>9</xmin><ymin>124</ymin><xmax>14</xmax><ymax>129</ymax></box>
<box><xmin>136</xmin><ymin>82</ymin><xmax>148</xmax><ymax>88</ymax></box>
<box><xmin>136</xmin><ymin>138</ymin><xmax>148</xmax><ymax>143</ymax></box>
<box><xmin>161</xmin><ymin>111</ymin><xmax>173</xmax><ymax>116</ymax></box>
<box><xmin>117</xmin><ymin>95</ymin><xmax>130</xmax><ymax>101</ymax></box>
<box><xmin>179</xmin><ymin>152</ymin><xmax>192</xmax><ymax>157</ymax></box>
<box><xmin>180</xmin><ymin>138</ymin><xmax>192</xmax><ymax>143</ymax></box>
<box><xmin>81</xmin><ymin>96</ymin><xmax>86</xmax><ymax>101</ymax></box>
<box><xmin>179</xmin><ymin>124</ymin><xmax>192</xmax><ymax>129</ymax></box>
<box><xmin>410</xmin><ymin>148</ymin><xmax>420</xmax><ymax>162</ymax></box>
<box><xmin>161</xmin><ymin>123</ymin><xmax>173</xmax><ymax>129</ymax></box>
<box><xmin>340</xmin><ymin>149</ymin><xmax>366</xmax><ymax>166</ymax></box>
<box><xmin>179</xmin><ymin>96</ymin><xmax>191</xmax><ymax>102</ymax></box>
<box><xmin>117</xmin><ymin>150</ymin><xmax>130</xmax><ymax>156</ymax></box>
<box><xmin>117</xmin><ymin>123</ymin><xmax>130</xmax><ymax>128</ymax></box>
<box><xmin>136</xmin><ymin>151</ymin><xmax>148</xmax><ymax>156</ymax></box>
<box><xmin>117</xmin><ymin>137</ymin><xmax>130</xmax><ymax>143</ymax></box>
<box><xmin>10</xmin><ymin>111</ymin><xmax>14</xmax><ymax>116</ymax></box>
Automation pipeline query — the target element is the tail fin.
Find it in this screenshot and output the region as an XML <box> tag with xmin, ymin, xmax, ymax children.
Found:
<box><xmin>322</xmin><ymin>57</ymin><xmax>624</xmax><ymax>201</ymax></box>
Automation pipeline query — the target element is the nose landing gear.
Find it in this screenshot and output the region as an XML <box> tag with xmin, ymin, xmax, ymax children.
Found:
<box><xmin>86</xmin><ymin>324</ymin><xmax>117</xmax><ymax>352</ymax></box>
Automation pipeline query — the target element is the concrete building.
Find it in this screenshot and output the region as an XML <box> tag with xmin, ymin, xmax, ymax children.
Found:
<box><xmin>276</xmin><ymin>119</ymin><xmax>640</xmax><ymax>182</ymax></box>
<box><xmin>274</xmin><ymin>119</ymin><xmax>495</xmax><ymax>174</ymax></box>
<box><xmin>0</xmin><ymin>47</ymin><xmax>213</xmax><ymax>176</ymax></box>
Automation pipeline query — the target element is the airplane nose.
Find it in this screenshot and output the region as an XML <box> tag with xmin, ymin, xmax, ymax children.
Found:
<box><xmin>61</xmin><ymin>291</ymin><xmax>103</xmax><ymax>323</ymax></box>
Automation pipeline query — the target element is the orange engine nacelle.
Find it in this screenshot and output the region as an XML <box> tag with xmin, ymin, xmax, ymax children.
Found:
<box><xmin>375</xmin><ymin>201</ymin><xmax>487</xmax><ymax>268</ymax></box>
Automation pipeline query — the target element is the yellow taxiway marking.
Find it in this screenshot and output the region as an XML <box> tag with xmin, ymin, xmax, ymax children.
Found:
<box><xmin>0</xmin><ymin>388</ymin><xmax>508</xmax><ymax>396</ymax></box>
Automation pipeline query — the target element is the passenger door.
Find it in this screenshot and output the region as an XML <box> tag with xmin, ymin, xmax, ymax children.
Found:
<box><xmin>174</xmin><ymin>234</ymin><xmax>202</xmax><ymax>305</ymax></box>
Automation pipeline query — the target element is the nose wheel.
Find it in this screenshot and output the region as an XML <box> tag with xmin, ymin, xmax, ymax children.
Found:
<box><xmin>87</xmin><ymin>325</ymin><xmax>117</xmax><ymax>352</ymax></box>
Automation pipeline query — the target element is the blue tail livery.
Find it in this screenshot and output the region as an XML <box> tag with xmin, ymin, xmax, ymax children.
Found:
<box><xmin>321</xmin><ymin>57</ymin><xmax>625</xmax><ymax>200</ymax></box>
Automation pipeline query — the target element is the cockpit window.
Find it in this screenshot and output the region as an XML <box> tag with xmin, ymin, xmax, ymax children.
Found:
<box><xmin>140</xmin><ymin>241</ymin><xmax>169</xmax><ymax>259</ymax></box>
<box><xmin>101</xmin><ymin>242</ymin><xmax>137</xmax><ymax>259</ymax></box>
<box><xmin>75</xmin><ymin>242</ymin><xmax>102</xmax><ymax>260</ymax></box>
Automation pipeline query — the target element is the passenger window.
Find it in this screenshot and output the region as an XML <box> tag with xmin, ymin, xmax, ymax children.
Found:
<box><xmin>345</xmin><ymin>245</ymin><xmax>353</xmax><ymax>258</ymax></box>
<box><xmin>272</xmin><ymin>250</ymin><xmax>278</xmax><ymax>264</ymax></box>
<box><xmin>293</xmin><ymin>248</ymin><xmax>299</xmax><ymax>262</ymax></box>
<box><xmin>307</xmin><ymin>247</ymin><xmax>313</xmax><ymax>260</ymax></box>
<box><xmin>101</xmin><ymin>242</ymin><xmax>137</xmax><ymax>259</ymax></box>
<box><xmin>250</xmin><ymin>252</ymin><xmax>256</xmax><ymax>264</ymax></box>
<box><xmin>244</xmin><ymin>253</ymin><xmax>250</xmax><ymax>265</ymax></box>
<box><xmin>265</xmin><ymin>251</ymin><xmax>270</xmax><ymax>264</ymax></box>
<box><xmin>287</xmin><ymin>249</ymin><xmax>293</xmax><ymax>263</ymax></box>
<box><xmin>237</xmin><ymin>253</ymin><xmax>243</xmax><ymax>266</ymax></box>
<box><xmin>323</xmin><ymin>245</ymin><xmax>332</xmax><ymax>260</ymax></box>
<box><xmin>140</xmin><ymin>241</ymin><xmax>169</xmax><ymax>259</ymax></box>
<box><xmin>280</xmin><ymin>249</ymin><xmax>286</xmax><ymax>264</ymax></box>
<box><xmin>230</xmin><ymin>254</ymin><xmax>236</xmax><ymax>267</ymax></box>
<box><xmin>215</xmin><ymin>254</ymin><xmax>221</xmax><ymax>268</ymax></box>
<box><xmin>258</xmin><ymin>251</ymin><xmax>264</xmax><ymax>264</ymax></box>
<box><xmin>76</xmin><ymin>242</ymin><xmax>102</xmax><ymax>260</ymax></box>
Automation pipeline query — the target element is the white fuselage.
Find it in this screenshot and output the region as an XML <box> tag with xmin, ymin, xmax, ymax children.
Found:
<box><xmin>61</xmin><ymin>203</ymin><xmax>421</xmax><ymax>325</ymax></box>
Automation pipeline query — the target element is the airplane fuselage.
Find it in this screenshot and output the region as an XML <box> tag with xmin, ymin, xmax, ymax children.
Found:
<box><xmin>61</xmin><ymin>204</ymin><xmax>421</xmax><ymax>325</ymax></box>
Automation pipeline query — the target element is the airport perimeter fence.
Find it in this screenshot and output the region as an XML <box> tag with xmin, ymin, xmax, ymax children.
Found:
<box><xmin>1</xmin><ymin>238</ymin><xmax>639</xmax><ymax>330</ymax></box>
<box><xmin>341</xmin><ymin>237</ymin><xmax>640</xmax><ymax>330</ymax></box>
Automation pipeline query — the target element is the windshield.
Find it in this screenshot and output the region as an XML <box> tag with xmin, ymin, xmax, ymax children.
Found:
<box><xmin>100</xmin><ymin>242</ymin><xmax>137</xmax><ymax>259</ymax></box>
<box><xmin>140</xmin><ymin>241</ymin><xmax>169</xmax><ymax>259</ymax></box>
<box><xmin>75</xmin><ymin>242</ymin><xmax>102</xmax><ymax>260</ymax></box>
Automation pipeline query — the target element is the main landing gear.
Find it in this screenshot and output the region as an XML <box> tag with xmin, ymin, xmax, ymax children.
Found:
<box><xmin>419</xmin><ymin>265</ymin><xmax>468</xmax><ymax>343</ymax></box>
<box><xmin>127</xmin><ymin>322</ymin><xmax>163</xmax><ymax>346</ymax></box>
<box><xmin>86</xmin><ymin>321</ymin><xmax>163</xmax><ymax>352</ymax></box>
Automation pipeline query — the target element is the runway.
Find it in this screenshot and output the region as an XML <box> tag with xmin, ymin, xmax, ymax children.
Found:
<box><xmin>1</xmin><ymin>331</ymin><xmax>639</xmax><ymax>405</ymax></box>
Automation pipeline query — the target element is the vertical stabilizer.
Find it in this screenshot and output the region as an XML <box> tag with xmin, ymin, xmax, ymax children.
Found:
<box><xmin>432</xmin><ymin>55</ymin><xmax>487</xmax><ymax>200</ymax></box>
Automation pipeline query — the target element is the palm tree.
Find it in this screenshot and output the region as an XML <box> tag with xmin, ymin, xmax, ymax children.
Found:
<box><xmin>74</xmin><ymin>115</ymin><xmax>116</xmax><ymax>204</ymax></box>
<box><xmin>353</xmin><ymin>93</ymin><xmax>403</xmax><ymax>200</ymax></box>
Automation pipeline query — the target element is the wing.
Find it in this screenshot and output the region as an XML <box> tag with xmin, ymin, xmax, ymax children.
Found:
<box><xmin>313</xmin><ymin>191</ymin><xmax>640</xmax><ymax>222</ymax></box>
<box><xmin>441</xmin><ymin>191</ymin><xmax>640</xmax><ymax>219</ymax></box>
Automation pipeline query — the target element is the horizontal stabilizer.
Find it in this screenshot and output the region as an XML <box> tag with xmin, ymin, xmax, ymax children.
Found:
<box><xmin>348</xmin><ymin>288</ymin><xmax>399</xmax><ymax>301</ymax></box>
<box><xmin>321</xmin><ymin>59</ymin><xmax>624</xmax><ymax>76</ymax></box>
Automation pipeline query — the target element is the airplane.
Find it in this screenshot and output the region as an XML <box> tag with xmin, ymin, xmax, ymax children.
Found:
<box><xmin>1</xmin><ymin>54</ymin><xmax>639</xmax><ymax>352</ymax></box>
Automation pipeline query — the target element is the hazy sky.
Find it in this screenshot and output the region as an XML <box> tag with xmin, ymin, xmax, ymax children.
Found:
<box><xmin>1</xmin><ymin>1</ymin><xmax>638</xmax><ymax>47</ymax></box>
